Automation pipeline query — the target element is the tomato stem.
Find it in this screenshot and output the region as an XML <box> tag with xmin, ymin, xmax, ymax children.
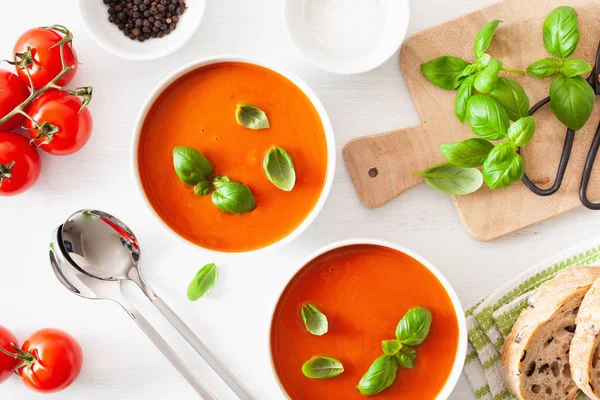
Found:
<box><xmin>0</xmin><ymin>161</ymin><xmax>15</xmax><ymax>183</ymax></box>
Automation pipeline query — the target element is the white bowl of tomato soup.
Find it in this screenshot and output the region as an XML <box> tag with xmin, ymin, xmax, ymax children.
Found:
<box><xmin>132</xmin><ymin>57</ymin><xmax>335</xmax><ymax>255</ymax></box>
<box><xmin>269</xmin><ymin>239</ymin><xmax>467</xmax><ymax>400</ymax></box>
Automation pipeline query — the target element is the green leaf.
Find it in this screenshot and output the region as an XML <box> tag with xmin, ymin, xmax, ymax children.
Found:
<box><xmin>527</xmin><ymin>58</ymin><xmax>564</xmax><ymax>78</ymax></box>
<box><xmin>357</xmin><ymin>355</ymin><xmax>398</xmax><ymax>396</ymax></box>
<box><xmin>187</xmin><ymin>263</ymin><xmax>218</xmax><ymax>301</ymax></box>
<box><xmin>563</xmin><ymin>59</ymin><xmax>592</xmax><ymax>78</ymax></box>
<box><xmin>414</xmin><ymin>163</ymin><xmax>483</xmax><ymax>196</ymax></box>
<box><xmin>476</xmin><ymin>54</ymin><xmax>492</xmax><ymax>69</ymax></box>
<box><xmin>543</xmin><ymin>6</ymin><xmax>580</xmax><ymax>59</ymax></box>
<box><xmin>482</xmin><ymin>141</ymin><xmax>525</xmax><ymax>189</ymax></box>
<box><xmin>441</xmin><ymin>138</ymin><xmax>494</xmax><ymax>168</ymax></box>
<box><xmin>235</xmin><ymin>104</ymin><xmax>270</xmax><ymax>129</ymax></box>
<box><xmin>301</xmin><ymin>304</ymin><xmax>328</xmax><ymax>336</ymax></box>
<box><xmin>194</xmin><ymin>180</ymin><xmax>211</xmax><ymax>196</ymax></box>
<box><xmin>466</xmin><ymin>95</ymin><xmax>510</xmax><ymax>140</ymax></box>
<box><xmin>211</xmin><ymin>178</ymin><xmax>256</xmax><ymax>214</ymax></box>
<box><xmin>302</xmin><ymin>356</ymin><xmax>344</xmax><ymax>379</ymax></box>
<box><xmin>507</xmin><ymin>116</ymin><xmax>536</xmax><ymax>147</ymax></box>
<box><xmin>474</xmin><ymin>20</ymin><xmax>502</xmax><ymax>58</ymax></box>
<box><xmin>382</xmin><ymin>340</ymin><xmax>402</xmax><ymax>356</ymax></box>
<box><xmin>395</xmin><ymin>307</ymin><xmax>433</xmax><ymax>346</ymax></box>
<box><xmin>490</xmin><ymin>77</ymin><xmax>530</xmax><ymax>122</ymax></box>
<box><xmin>263</xmin><ymin>147</ymin><xmax>296</xmax><ymax>191</ymax></box>
<box><xmin>173</xmin><ymin>146</ymin><xmax>213</xmax><ymax>185</ymax></box>
<box><xmin>396</xmin><ymin>347</ymin><xmax>417</xmax><ymax>369</ymax></box>
<box><xmin>455</xmin><ymin>75</ymin><xmax>476</xmax><ymax>123</ymax></box>
<box><xmin>474</xmin><ymin>59</ymin><xmax>503</xmax><ymax>94</ymax></box>
<box><xmin>420</xmin><ymin>56</ymin><xmax>471</xmax><ymax>90</ymax></box>
<box><xmin>550</xmin><ymin>74</ymin><xmax>595</xmax><ymax>131</ymax></box>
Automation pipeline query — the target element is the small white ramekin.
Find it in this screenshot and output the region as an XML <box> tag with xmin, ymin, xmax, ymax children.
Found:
<box><xmin>131</xmin><ymin>56</ymin><xmax>336</xmax><ymax>256</ymax></box>
<box><xmin>268</xmin><ymin>238</ymin><xmax>468</xmax><ymax>399</ymax></box>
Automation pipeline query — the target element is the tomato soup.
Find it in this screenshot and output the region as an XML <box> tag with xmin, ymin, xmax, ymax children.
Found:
<box><xmin>138</xmin><ymin>62</ymin><xmax>328</xmax><ymax>252</ymax></box>
<box><xmin>271</xmin><ymin>245</ymin><xmax>459</xmax><ymax>400</ymax></box>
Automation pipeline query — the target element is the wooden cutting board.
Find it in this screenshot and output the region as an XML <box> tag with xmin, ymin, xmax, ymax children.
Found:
<box><xmin>343</xmin><ymin>0</ymin><xmax>600</xmax><ymax>241</ymax></box>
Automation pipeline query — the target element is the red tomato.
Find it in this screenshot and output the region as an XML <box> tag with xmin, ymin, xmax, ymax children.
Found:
<box><xmin>0</xmin><ymin>132</ymin><xmax>41</xmax><ymax>196</ymax></box>
<box><xmin>0</xmin><ymin>326</ymin><xmax>19</xmax><ymax>385</ymax></box>
<box><xmin>13</xmin><ymin>27</ymin><xmax>78</xmax><ymax>89</ymax></box>
<box><xmin>26</xmin><ymin>91</ymin><xmax>92</xmax><ymax>156</ymax></box>
<box><xmin>0</xmin><ymin>69</ymin><xmax>30</xmax><ymax>131</ymax></box>
<box><xmin>16</xmin><ymin>328</ymin><xmax>83</xmax><ymax>393</ymax></box>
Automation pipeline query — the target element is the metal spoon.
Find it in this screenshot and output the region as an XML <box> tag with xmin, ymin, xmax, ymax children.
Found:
<box><xmin>50</xmin><ymin>210</ymin><xmax>253</xmax><ymax>399</ymax></box>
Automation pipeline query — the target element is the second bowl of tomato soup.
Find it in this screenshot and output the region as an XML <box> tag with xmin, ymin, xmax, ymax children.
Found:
<box><xmin>270</xmin><ymin>239</ymin><xmax>467</xmax><ymax>400</ymax></box>
<box><xmin>133</xmin><ymin>57</ymin><xmax>334</xmax><ymax>253</ymax></box>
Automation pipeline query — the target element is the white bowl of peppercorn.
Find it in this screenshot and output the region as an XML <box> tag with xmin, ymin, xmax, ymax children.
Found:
<box><xmin>79</xmin><ymin>0</ymin><xmax>205</xmax><ymax>61</ymax></box>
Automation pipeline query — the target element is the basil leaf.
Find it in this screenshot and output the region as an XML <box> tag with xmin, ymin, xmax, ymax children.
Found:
<box><xmin>563</xmin><ymin>59</ymin><xmax>592</xmax><ymax>78</ymax></box>
<box><xmin>211</xmin><ymin>179</ymin><xmax>256</xmax><ymax>214</ymax></box>
<box><xmin>194</xmin><ymin>180</ymin><xmax>211</xmax><ymax>196</ymax></box>
<box><xmin>507</xmin><ymin>116</ymin><xmax>536</xmax><ymax>147</ymax></box>
<box><xmin>382</xmin><ymin>340</ymin><xmax>402</xmax><ymax>356</ymax></box>
<box><xmin>395</xmin><ymin>307</ymin><xmax>433</xmax><ymax>346</ymax></box>
<box><xmin>490</xmin><ymin>77</ymin><xmax>530</xmax><ymax>122</ymax></box>
<box><xmin>482</xmin><ymin>141</ymin><xmax>525</xmax><ymax>189</ymax></box>
<box><xmin>236</xmin><ymin>104</ymin><xmax>270</xmax><ymax>129</ymax></box>
<box><xmin>301</xmin><ymin>304</ymin><xmax>328</xmax><ymax>336</ymax></box>
<box><xmin>527</xmin><ymin>58</ymin><xmax>563</xmax><ymax>78</ymax></box>
<box><xmin>476</xmin><ymin>54</ymin><xmax>492</xmax><ymax>69</ymax></box>
<box><xmin>414</xmin><ymin>163</ymin><xmax>483</xmax><ymax>196</ymax></box>
<box><xmin>396</xmin><ymin>347</ymin><xmax>417</xmax><ymax>369</ymax></box>
<box><xmin>263</xmin><ymin>147</ymin><xmax>296</xmax><ymax>191</ymax></box>
<box><xmin>213</xmin><ymin>176</ymin><xmax>230</xmax><ymax>188</ymax></box>
<box><xmin>474</xmin><ymin>20</ymin><xmax>502</xmax><ymax>58</ymax></box>
<box><xmin>543</xmin><ymin>6</ymin><xmax>580</xmax><ymax>59</ymax></box>
<box><xmin>474</xmin><ymin>59</ymin><xmax>503</xmax><ymax>94</ymax></box>
<box><xmin>466</xmin><ymin>95</ymin><xmax>510</xmax><ymax>140</ymax></box>
<box><xmin>173</xmin><ymin>146</ymin><xmax>213</xmax><ymax>185</ymax></box>
<box><xmin>187</xmin><ymin>263</ymin><xmax>218</xmax><ymax>301</ymax></box>
<box><xmin>420</xmin><ymin>56</ymin><xmax>471</xmax><ymax>90</ymax></box>
<box><xmin>357</xmin><ymin>355</ymin><xmax>398</xmax><ymax>396</ymax></box>
<box><xmin>441</xmin><ymin>138</ymin><xmax>494</xmax><ymax>168</ymax></box>
<box><xmin>550</xmin><ymin>74</ymin><xmax>595</xmax><ymax>131</ymax></box>
<box><xmin>455</xmin><ymin>75</ymin><xmax>476</xmax><ymax>124</ymax></box>
<box><xmin>302</xmin><ymin>356</ymin><xmax>344</xmax><ymax>379</ymax></box>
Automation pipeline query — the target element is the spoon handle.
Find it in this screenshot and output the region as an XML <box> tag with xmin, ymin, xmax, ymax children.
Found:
<box><xmin>152</xmin><ymin>296</ymin><xmax>254</xmax><ymax>400</ymax></box>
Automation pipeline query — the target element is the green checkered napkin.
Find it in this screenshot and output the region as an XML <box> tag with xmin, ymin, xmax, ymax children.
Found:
<box><xmin>463</xmin><ymin>238</ymin><xmax>600</xmax><ymax>400</ymax></box>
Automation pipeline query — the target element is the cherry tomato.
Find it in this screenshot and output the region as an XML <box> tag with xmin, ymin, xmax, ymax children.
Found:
<box><xmin>0</xmin><ymin>326</ymin><xmax>19</xmax><ymax>385</ymax></box>
<box><xmin>0</xmin><ymin>69</ymin><xmax>30</xmax><ymax>131</ymax></box>
<box><xmin>26</xmin><ymin>91</ymin><xmax>92</xmax><ymax>156</ymax></box>
<box><xmin>0</xmin><ymin>132</ymin><xmax>41</xmax><ymax>196</ymax></box>
<box><xmin>13</xmin><ymin>27</ymin><xmax>78</xmax><ymax>89</ymax></box>
<box><xmin>16</xmin><ymin>328</ymin><xmax>83</xmax><ymax>393</ymax></box>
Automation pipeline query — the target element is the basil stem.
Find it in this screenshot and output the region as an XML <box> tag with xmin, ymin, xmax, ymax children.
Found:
<box><xmin>187</xmin><ymin>263</ymin><xmax>218</xmax><ymax>301</ymax></box>
<box><xmin>301</xmin><ymin>303</ymin><xmax>328</xmax><ymax>336</ymax></box>
<box><xmin>302</xmin><ymin>356</ymin><xmax>344</xmax><ymax>379</ymax></box>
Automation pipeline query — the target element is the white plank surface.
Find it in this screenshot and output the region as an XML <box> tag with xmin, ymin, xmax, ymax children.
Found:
<box><xmin>1</xmin><ymin>0</ymin><xmax>599</xmax><ymax>399</ymax></box>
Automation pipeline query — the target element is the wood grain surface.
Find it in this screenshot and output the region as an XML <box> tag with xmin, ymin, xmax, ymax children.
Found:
<box><xmin>344</xmin><ymin>0</ymin><xmax>600</xmax><ymax>241</ymax></box>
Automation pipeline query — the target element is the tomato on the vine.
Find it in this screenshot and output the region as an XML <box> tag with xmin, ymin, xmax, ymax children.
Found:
<box><xmin>0</xmin><ymin>326</ymin><xmax>19</xmax><ymax>385</ymax></box>
<box><xmin>26</xmin><ymin>91</ymin><xmax>93</xmax><ymax>156</ymax></box>
<box><xmin>0</xmin><ymin>69</ymin><xmax>30</xmax><ymax>131</ymax></box>
<box><xmin>13</xmin><ymin>26</ymin><xmax>78</xmax><ymax>89</ymax></box>
<box><xmin>14</xmin><ymin>328</ymin><xmax>83</xmax><ymax>393</ymax></box>
<box><xmin>0</xmin><ymin>132</ymin><xmax>41</xmax><ymax>196</ymax></box>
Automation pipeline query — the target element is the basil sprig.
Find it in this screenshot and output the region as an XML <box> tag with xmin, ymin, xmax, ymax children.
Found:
<box><xmin>301</xmin><ymin>303</ymin><xmax>328</xmax><ymax>336</ymax></box>
<box><xmin>302</xmin><ymin>356</ymin><xmax>344</xmax><ymax>379</ymax></box>
<box><xmin>264</xmin><ymin>147</ymin><xmax>296</xmax><ymax>191</ymax></box>
<box><xmin>187</xmin><ymin>263</ymin><xmax>218</xmax><ymax>301</ymax></box>
<box><xmin>236</xmin><ymin>104</ymin><xmax>270</xmax><ymax>130</ymax></box>
<box><xmin>527</xmin><ymin>6</ymin><xmax>594</xmax><ymax>131</ymax></box>
<box><xmin>173</xmin><ymin>146</ymin><xmax>213</xmax><ymax>185</ymax></box>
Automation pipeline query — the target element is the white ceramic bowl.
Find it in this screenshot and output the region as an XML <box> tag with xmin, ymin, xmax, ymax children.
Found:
<box><xmin>131</xmin><ymin>56</ymin><xmax>336</xmax><ymax>256</ymax></box>
<box><xmin>268</xmin><ymin>238</ymin><xmax>468</xmax><ymax>399</ymax></box>
<box><xmin>283</xmin><ymin>0</ymin><xmax>410</xmax><ymax>74</ymax></box>
<box><xmin>78</xmin><ymin>0</ymin><xmax>205</xmax><ymax>61</ymax></box>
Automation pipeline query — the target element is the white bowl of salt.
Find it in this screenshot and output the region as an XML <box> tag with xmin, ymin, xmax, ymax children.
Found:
<box><xmin>283</xmin><ymin>0</ymin><xmax>410</xmax><ymax>74</ymax></box>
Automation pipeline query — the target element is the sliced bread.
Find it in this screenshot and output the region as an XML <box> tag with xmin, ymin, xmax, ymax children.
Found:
<box><xmin>502</xmin><ymin>265</ymin><xmax>600</xmax><ymax>400</ymax></box>
<box><xmin>570</xmin><ymin>277</ymin><xmax>600</xmax><ymax>400</ymax></box>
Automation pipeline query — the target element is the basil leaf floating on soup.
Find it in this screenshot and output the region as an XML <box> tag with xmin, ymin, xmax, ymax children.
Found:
<box><xmin>396</xmin><ymin>347</ymin><xmax>417</xmax><ymax>369</ymax></box>
<box><xmin>236</xmin><ymin>104</ymin><xmax>270</xmax><ymax>130</ymax></box>
<box><xmin>194</xmin><ymin>180</ymin><xmax>212</xmax><ymax>196</ymax></box>
<box><xmin>264</xmin><ymin>147</ymin><xmax>296</xmax><ymax>191</ymax></box>
<box><xmin>381</xmin><ymin>340</ymin><xmax>402</xmax><ymax>356</ymax></box>
<box><xmin>395</xmin><ymin>307</ymin><xmax>433</xmax><ymax>346</ymax></box>
<box><xmin>301</xmin><ymin>303</ymin><xmax>328</xmax><ymax>336</ymax></box>
<box><xmin>173</xmin><ymin>146</ymin><xmax>213</xmax><ymax>185</ymax></box>
<box><xmin>302</xmin><ymin>356</ymin><xmax>344</xmax><ymax>379</ymax></box>
<box><xmin>211</xmin><ymin>176</ymin><xmax>256</xmax><ymax>215</ymax></box>
<box><xmin>187</xmin><ymin>263</ymin><xmax>218</xmax><ymax>301</ymax></box>
<box><xmin>357</xmin><ymin>355</ymin><xmax>398</xmax><ymax>396</ymax></box>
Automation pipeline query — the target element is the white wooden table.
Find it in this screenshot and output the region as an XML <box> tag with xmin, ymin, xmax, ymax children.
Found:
<box><xmin>2</xmin><ymin>0</ymin><xmax>599</xmax><ymax>398</ymax></box>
